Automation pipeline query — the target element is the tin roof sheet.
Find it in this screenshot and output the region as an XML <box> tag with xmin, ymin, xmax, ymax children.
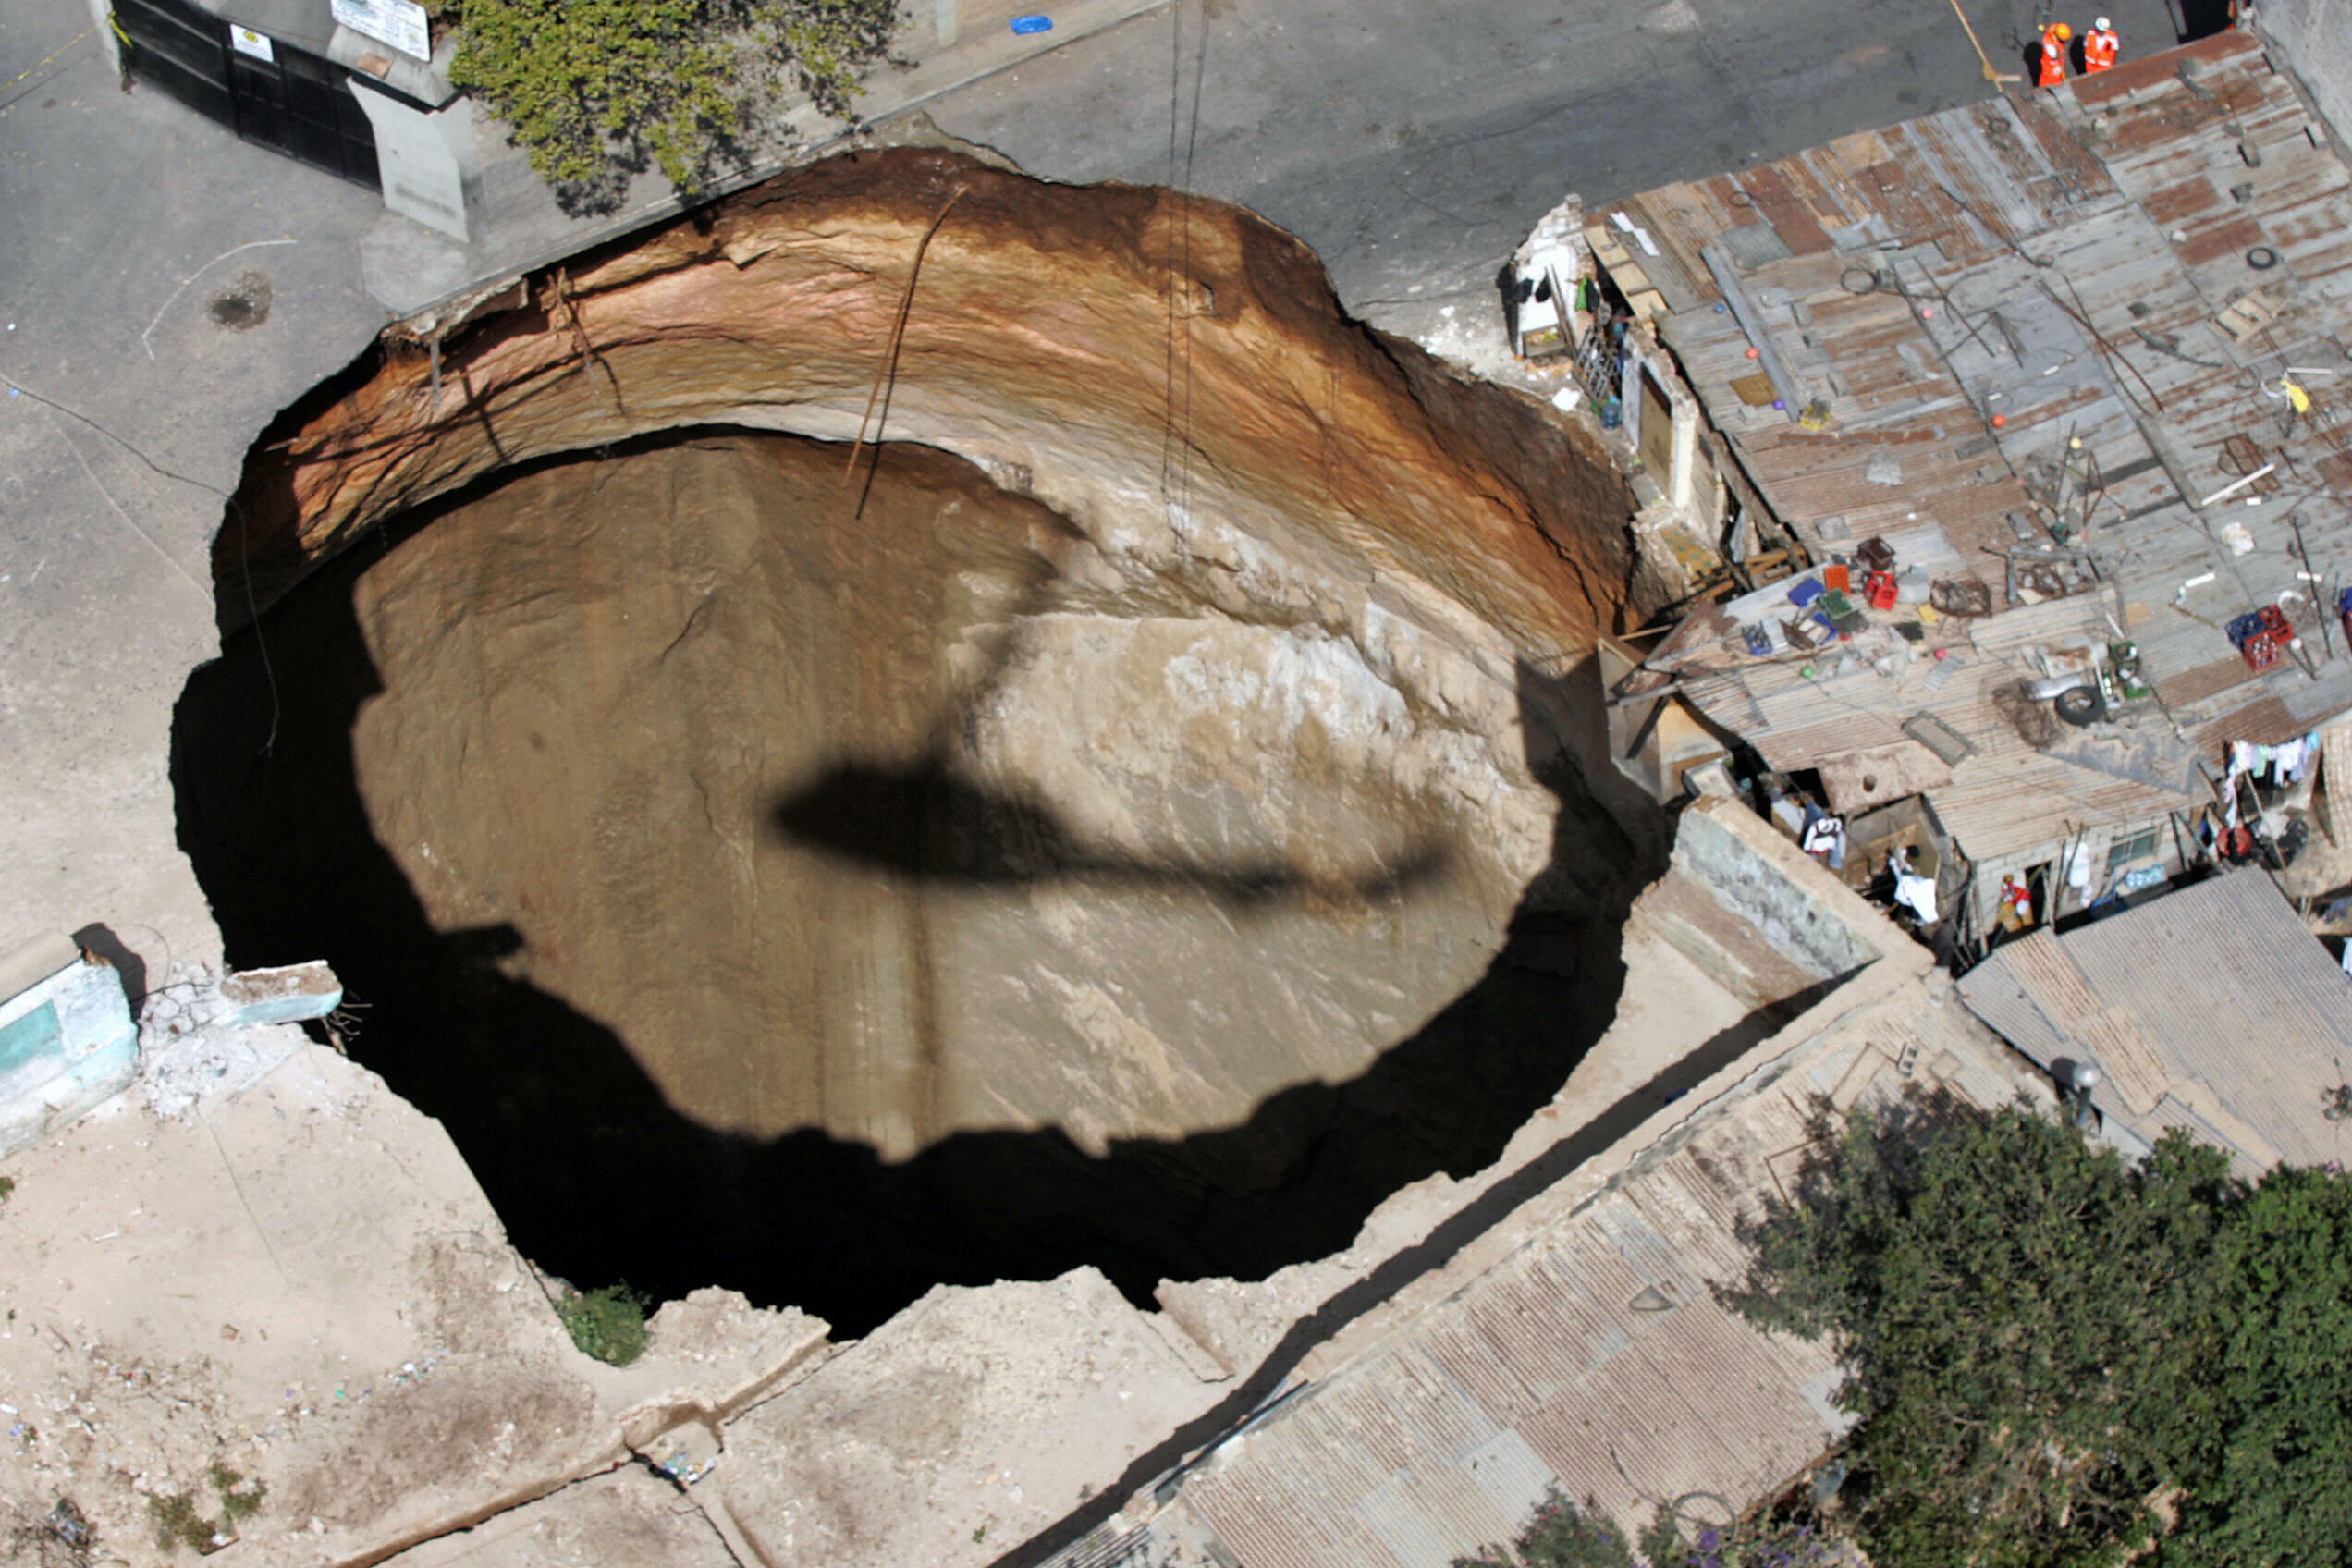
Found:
<box><xmin>1632</xmin><ymin>31</ymin><xmax>2352</xmax><ymax>862</ymax></box>
<box><xmin>1174</xmin><ymin>988</ymin><xmax>2039</xmax><ymax>1566</ymax></box>
<box><xmin>1959</xmin><ymin>868</ymin><xmax>2352</xmax><ymax>1167</ymax></box>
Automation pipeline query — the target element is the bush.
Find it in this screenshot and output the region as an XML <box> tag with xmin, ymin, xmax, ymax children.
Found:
<box><xmin>556</xmin><ymin>1282</ymin><xmax>651</xmax><ymax>1366</ymax></box>
<box><xmin>146</xmin><ymin>1463</ymin><xmax>263</xmax><ymax>1554</ymax></box>
<box><xmin>1733</xmin><ymin>1095</ymin><xmax>2352</xmax><ymax>1568</ymax></box>
<box><xmin>1454</xmin><ymin>1488</ymin><xmax>1634</xmax><ymax>1568</ymax></box>
<box><xmin>445</xmin><ymin>0</ymin><xmax>900</xmax><ymax>211</ymax></box>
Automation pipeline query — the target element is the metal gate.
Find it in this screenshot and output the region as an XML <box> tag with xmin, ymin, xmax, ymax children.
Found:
<box><xmin>116</xmin><ymin>0</ymin><xmax>381</xmax><ymax>190</ymax></box>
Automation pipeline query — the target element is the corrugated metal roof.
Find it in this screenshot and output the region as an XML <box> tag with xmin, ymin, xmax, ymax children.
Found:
<box><xmin>1959</xmin><ymin>869</ymin><xmax>2352</xmax><ymax>1167</ymax></box>
<box><xmin>1631</xmin><ymin>31</ymin><xmax>2352</xmax><ymax>863</ymax></box>
<box><xmin>1173</xmin><ymin>987</ymin><xmax>2039</xmax><ymax>1566</ymax></box>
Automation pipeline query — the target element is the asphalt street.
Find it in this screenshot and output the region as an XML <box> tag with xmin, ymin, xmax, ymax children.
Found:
<box><xmin>0</xmin><ymin>0</ymin><xmax>2222</xmax><ymax>963</ymax></box>
<box><xmin>926</xmin><ymin>0</ymin><xmax>2201</xmax><ymax>325</ymax></box>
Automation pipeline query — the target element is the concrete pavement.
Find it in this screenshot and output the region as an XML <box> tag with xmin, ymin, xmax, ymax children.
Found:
<box><xmin>0</xmin><ymin>0</ymin><xmax>2207</xmax><ymax>976</ymax></box>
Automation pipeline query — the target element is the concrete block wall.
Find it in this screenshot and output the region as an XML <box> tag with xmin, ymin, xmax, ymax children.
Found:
<box><xmin>2259</xmin><ymin>1</ymin><xmax>2352</xmax><ymax>150</ymax></box>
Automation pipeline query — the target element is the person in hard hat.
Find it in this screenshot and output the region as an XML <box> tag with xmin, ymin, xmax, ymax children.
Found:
<box><xmin>2038</xmin><ymin>21</ymin><xmax>2071</xmax><ymax>88</ymax></box>
<box><xmin>2084</xmin><ymin>17</ymin><xmax>2120</xmax><ymax>71</ymax></box>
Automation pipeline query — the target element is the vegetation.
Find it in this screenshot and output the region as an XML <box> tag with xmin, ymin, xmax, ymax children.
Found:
<box><xmin>147</xmin><ymin>1463</ymin><xmax>263</xmax><ymax>1555</ymax></box>
<box><xmin>1733</xmin><ymin>1096</ymin><xmax>2352</xmax><ymax>1568</ymax></box>
<box><xmin>555</xmin><ymin>1281</ymin><xmax>651</xmax><ymax>1366</ymax></box>
<box><xmin>1456</xmin><ymin>1491</ymin><xmax>1835</xmax><ymax>1568</ymax></box>
<box><xmin>1453</xmin><ymin>1489</ymin><xmax>1635</xmax><ymax>1568</ymax></box>
<box><xmin>440</xmin><ymin>0</ymin><xmax>901</xmax><ymax>211</ymax></box>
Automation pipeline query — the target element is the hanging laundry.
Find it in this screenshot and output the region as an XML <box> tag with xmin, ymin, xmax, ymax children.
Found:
<box><xmin>1800</xmin><ymin>805</ymin><xmax>1846</xmax><ymax>870</ymax></box>
<box><xmin>1893</xmin><ymin>851</ymin><xmax>1941</xmax><ymax>925</ymax></box>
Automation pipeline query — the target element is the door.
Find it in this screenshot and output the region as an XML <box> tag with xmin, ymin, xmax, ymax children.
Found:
<box><xmin>1638</xmin><ymin>367</ymin><xmax>1676</xmax><ymax>477</ymax></box>
<box><xmin>118</xmin><ymin>0</ymin><xmax>381</xmax><ymax>190</ymax></box>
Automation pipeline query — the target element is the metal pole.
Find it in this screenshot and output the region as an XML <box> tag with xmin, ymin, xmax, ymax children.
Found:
<box><xmin>935</xmin><ymin>0</ymin><xmax>958</xmax><ymax>46</ymax></box>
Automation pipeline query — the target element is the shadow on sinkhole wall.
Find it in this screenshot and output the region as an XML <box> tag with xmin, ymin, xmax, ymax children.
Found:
<box><xmin>172</xmin><ymin>448</ymin><xmax>1663</xmax><ymax>1337</ymax></box>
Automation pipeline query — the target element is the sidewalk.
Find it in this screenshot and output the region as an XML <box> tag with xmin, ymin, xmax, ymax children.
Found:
<box><xmin>363</xmin><ymin>0</ymin><xmax>1174</xmax><ymax>318</ymax></box>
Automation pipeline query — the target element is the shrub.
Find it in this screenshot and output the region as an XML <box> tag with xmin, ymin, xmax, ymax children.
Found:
<box><xmin>556</xmin><ymin>1282</ymin><xmax>651</xmax><ymax>1366</ymax></box>
<box><xmin>1453</xmin><ymin>1488</ymin><xmax>1635</xmax><ymax>1568</ymax></box>
<box><xmin>445</xmin><ymin>0</ymin><xmax>900</xmax><ymax>211</ymax></box>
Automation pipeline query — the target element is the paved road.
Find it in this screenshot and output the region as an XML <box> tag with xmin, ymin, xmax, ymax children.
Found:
<box><xmin>0</xmin><ymin>0</ymin><xmax>389</xmax><ymax>968</ymax></box>
<box><xmin>0</xmin><ymin>0</ymin><xmax>2211</xmax><ymax>962</ymax></box>
<box><xmin>926</xmin><ymin>0</ymin><xmax>2195</xmax><ymax>327</ymax></box>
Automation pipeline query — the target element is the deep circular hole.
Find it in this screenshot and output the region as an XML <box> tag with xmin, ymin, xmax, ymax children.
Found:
<box><xmin>175</xmin><ymin>428</ymin><xmax>1649</xmax><ymax>1333</ymax></box>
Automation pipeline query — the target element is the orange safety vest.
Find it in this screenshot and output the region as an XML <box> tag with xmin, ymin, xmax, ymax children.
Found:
<box><xmin>2084</xmin><ymin>29</ymin><xmax>2119</xmax><ymax>70</ymax></box>
<box><xmin>2038</xmin><ymin>36</ymin><xmax>2068</xmax><ymax>87</ymax></box>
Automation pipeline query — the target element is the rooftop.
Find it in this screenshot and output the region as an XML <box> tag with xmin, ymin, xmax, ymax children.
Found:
<box><xmin>1169</xmin><ymin>966</ymin><xmax>2040</xmax><ymax>1567</ymax></box>
<box><xmin>1958</xmin><ymin>866</ymin><xmax>2352</xmax><ymax>1172</ymax></box>
<box><xmin>1157</xmin><ymin>804</ymin><xmax>2046</xmax><ymax>1566</ymax></box>
<box><xmin>1618</xmin><ymin>31</ymin><xmax>2352</xmax><ymax>860</ymax></box>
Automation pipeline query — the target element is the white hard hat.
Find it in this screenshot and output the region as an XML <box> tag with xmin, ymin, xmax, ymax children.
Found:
<box><xmin>2097</xmin><ymin>16</ymin><xmax>2111</xmax><ymax>27</ymax></box>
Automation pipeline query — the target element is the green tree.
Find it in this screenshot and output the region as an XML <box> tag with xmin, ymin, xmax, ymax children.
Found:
<box><xmin>2164</xmin><ymin>1165</ymin><xmax>2352</xmax><ymax>1566</ymax></box>
<box><xmin>1734</xmin><ymin>1100</ymin><xmax>2234</xmax><ymax>1568</ymax></box>
<box><xmin>443</xmin><ymin>0</ymin><xmax>900</xmax><ymax>211</ymax></box>
<box><xmin>1453</xmin><ymin>1489</ymin><xmax>1634</xmax><ymax>1568</ymax></box>
<box><xmin>1734</xmin><ymin>1094</ymin><xmax>2352</xmax><ymax>1568</ymax></box>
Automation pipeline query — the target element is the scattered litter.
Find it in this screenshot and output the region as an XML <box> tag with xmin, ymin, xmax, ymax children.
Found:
<box><xmin>656</xmin><ymin>1452</ymin><xmax>719</xmax><ymax>1485</ymax></box>
<box><xmin>1010</xmin><ymin>14</ymin><xmax>1051</xmax><ymax>31</ymax></box>
<box><xmin>1550</xmin><ymin>386</ymin><xmax>1582</xmax><ymax>412</ymax></box>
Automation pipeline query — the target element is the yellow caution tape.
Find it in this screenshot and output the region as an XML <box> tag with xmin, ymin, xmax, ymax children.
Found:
<box><xmin>3</xmin><ymin>24</ymin><xmax>97</xmax><ymax>91</ymax></box>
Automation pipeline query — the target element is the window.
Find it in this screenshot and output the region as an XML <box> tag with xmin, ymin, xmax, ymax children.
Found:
<box><xmin>2107</xmin><ymin>826</ymin><xmax>2161</xmax><ymax>870</ymax></box>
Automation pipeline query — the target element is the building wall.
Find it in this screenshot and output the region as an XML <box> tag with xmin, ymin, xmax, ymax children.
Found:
<box><xmin>1968</xmin><ymin>811</ymin><xmax>2194</xmax><ymax>932</ymax></box>
<box><xmin>2258</xmin><ymin>1</ymin><xmax>2352</xmax><ymax>149</ymax></box>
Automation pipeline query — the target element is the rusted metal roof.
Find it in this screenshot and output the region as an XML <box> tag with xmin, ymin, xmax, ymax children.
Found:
<box><xmin>1630</xmin><ymin>31</ymin><xmax>2352</xmax><ymax>864</ymax></box>
<box><xmin>1959</xmin><ymin>868</ymin><xmax>2352</xmax><ymax>1169</ymax></box>
<box><xmin>1171</xmin><ymin>986</ymin><xmax>2042</xmax><ymax>1566</ymax></box>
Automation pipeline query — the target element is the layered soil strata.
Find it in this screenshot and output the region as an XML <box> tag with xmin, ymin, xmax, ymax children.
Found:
<box><xmin>181</xmin><ymin>148</ymin><xmax>1665</xmax><ymax>1330</ymax></box>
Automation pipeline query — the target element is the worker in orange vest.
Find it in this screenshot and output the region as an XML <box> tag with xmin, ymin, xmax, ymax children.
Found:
<box><xmin>2084</xmin><ymin>17</ymin><xmax>2120</xmax><ymax>70</ymax></box>
<box><xmin>2038</xmin><ymin>21</ymin><xmax>2071</xmax><ymax>87</ymax></box>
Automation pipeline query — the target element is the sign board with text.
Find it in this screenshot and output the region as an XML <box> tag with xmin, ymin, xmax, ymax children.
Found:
<box><xmin>330</xmin><ymin>0</ymin><xmax>431</xmax><ymax>62</ymax></box>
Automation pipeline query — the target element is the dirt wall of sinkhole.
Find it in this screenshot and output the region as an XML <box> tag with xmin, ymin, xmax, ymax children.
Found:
<box><xmin>181</xmin><ymin>147</ymin><xmax>1671</xmax><ymax>1329</ymax></box>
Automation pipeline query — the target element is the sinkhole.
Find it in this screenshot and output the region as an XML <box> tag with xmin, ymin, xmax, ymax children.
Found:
<box><xmin>172</xmin><ymin>148</ymin><xmax>1665</xmax><ymax>1333</ymax></box>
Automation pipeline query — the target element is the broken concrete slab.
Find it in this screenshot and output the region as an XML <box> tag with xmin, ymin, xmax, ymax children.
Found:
<box><xmin>0</xmin><ymin>947</ymin><xmax>139</xmax><ymax>1158</ymax></box>
<box><xmin>216</xmin><ymin>960</ymin><xmax>343</xmax><ymax>1027</ymax></box>
<box><xmin>715</xmin><ymin>1268</ymin><xmax>1228</xmax><ymax>1568</ymax></box>
<box><xmin>377</xmin><ymin>1465</ymin><xmax>740</xmax><ymax>1568</ymax></box>
<box><xmin>0</xmin><ymin>1042</ymin><xmax>842</xmax><ymax>1567</ymax></box>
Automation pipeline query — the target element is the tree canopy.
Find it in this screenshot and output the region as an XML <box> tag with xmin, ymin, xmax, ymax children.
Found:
<box><xmin>442</xmin><ymin>0</ymin><xmax>900</xmax><ymax>210</ymax></box>
<box><xmin>1734</xmin><ymin>1098</ymin><xmax>2352</xmax><ymax>1568</ymax></box>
